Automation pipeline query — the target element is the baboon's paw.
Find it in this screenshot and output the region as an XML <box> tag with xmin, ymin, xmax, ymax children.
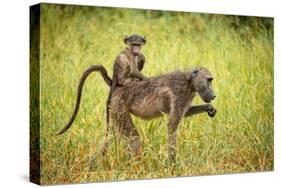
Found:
<box><xmin>207</xmin><ymin>106</ymin><xmax>217</xmax><ymax>118</ymax></box>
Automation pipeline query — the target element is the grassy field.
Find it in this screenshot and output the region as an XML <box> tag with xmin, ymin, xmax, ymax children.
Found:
<box><xmin>37</xmin><ymin>4</ymin><xmax>273</xmax><ymax>185</ymax></box>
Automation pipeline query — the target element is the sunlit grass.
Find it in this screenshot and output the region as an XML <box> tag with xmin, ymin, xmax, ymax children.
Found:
<box><xmin>37</xmin><ymin>4</ymin><xmax>273</xmax><ymax>185</ymax></box>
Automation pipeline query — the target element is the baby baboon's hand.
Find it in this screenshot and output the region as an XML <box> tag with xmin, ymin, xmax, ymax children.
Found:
<box><xmin>207</xmin><ymin>105</ymin><xmax>217</xmax><ymax>118</ymax></box>
<box><xmin>137</xmin><ymin>53</ymin><xmax>145</xmax><ymax>63</ymax></box>
<box><xmin>136</xmin><ymin>53</ymin><xmax>145</xmax><ymax>71</ymax></box>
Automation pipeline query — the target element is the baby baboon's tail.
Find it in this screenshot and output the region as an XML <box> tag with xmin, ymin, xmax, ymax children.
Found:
<box><xmin>56</xmin><ymin>65</ymin><xmax>112</xmax><ymax>135</ymax></box>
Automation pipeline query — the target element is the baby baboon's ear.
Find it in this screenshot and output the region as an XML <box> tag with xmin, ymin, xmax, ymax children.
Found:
<box><xmin>191</xmin><ymin>68</ymin><xmax>199</xmax><ymax>78</ymax></box>
<box><xmin>123</xmin><ymin>35</ymin><xmax>129</xmax><ymax>44</ymax></box>
<box><xmin>143</xmin><ymin>36</ymin><xmax>146</xmax><ymax>45</ymax></box>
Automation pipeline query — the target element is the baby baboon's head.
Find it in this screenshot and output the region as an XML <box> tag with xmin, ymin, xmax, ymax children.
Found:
<box><xmin>124</xmin><ymin>34</ymin><xmax>146</xmax><ymax>56</ymax></box>
<box><xmin>191</xmin><ymin>67</ymin><xmax>216</xmax><ymax>103</ymax></box>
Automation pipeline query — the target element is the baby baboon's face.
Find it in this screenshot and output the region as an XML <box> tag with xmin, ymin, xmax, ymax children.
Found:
<box><xmin>124</xmin><ymin>34</ymin><xmax>146</xmax><ymax>56</ymax></box>
<box><xmin>192</xmin><ymin>68</ymin><xmax>216</xmax><ymax>103</ymax></box>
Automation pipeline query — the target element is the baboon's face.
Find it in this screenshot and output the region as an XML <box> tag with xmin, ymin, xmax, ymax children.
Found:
<box><xmin>124</xmin><ymin>34</ymin><xmax>146</xmax><ymax>55</ymax></box>
<box><xmin>192</xmin><ymin>68</ymin><xmax>216</xmax><ymax>103</ymax></box>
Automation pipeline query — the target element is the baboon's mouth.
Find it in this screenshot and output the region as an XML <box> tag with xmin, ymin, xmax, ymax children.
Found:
<box><xmin>132</xmin><ymin>44</ymin><xmax>141</xmax><ymax>55</ymax></box>
<box><xmin>204</xmin><ymin>96</ymin><xmax>216</xmax><ymax>103</ymax></box>
<box><xmin>204</xmin><ymin>98</ymin><xmax>212</xmax><ymax>103</ymax></box>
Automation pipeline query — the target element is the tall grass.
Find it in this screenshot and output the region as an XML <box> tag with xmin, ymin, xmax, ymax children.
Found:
<box><xmin>37</xmin><ymin>4</ymin><xmax>273</xmax><ymax>185</ymax></box>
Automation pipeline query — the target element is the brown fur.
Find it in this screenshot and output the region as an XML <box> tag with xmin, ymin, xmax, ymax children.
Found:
<box><xmin>57</xmin><ymin>34</ymin><xmax>146</xmax><ymax>135</ymax></box>
<box><xmin>55</xmin><ymin>53</ymin><xmax>145</xmax><ymax>135</ymax></box>
<box><xmin>106</xmin><ymin>34</ymin><xmax>147</xmax><ymax>125</ymax></box>
<box><xmin>56</xmin><ymin>65</ymin><xmax>217</xmax><ymax>161</ymax></box>
<box><xmin>104</xmin><ymin>67</ymin><xmax>217</xmax><ymax>160</ymax></box>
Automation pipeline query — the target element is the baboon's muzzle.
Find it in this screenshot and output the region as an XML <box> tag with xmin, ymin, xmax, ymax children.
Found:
<box><xmin>203</xmin><ymin>93</ymin><xmax>216</xmax><ymax>103</ymax></box>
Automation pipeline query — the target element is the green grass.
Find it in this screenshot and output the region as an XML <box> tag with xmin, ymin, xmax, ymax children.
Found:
<box><xmin>37</xmin><ymin>4</ymin><xmax>273</xmax><ymax>185</ymax></box>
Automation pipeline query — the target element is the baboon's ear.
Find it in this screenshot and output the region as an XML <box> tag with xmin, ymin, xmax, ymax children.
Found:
<box><xmin>143</xmin><ymin>36</ymin><xmax>146</xmax><ymax>45</ymax></box>
<box><xmin>124</xmin><ymin>35</ymin><xmax>129</xmax><ymax>44</ymax></box>
<box><xmin>191</xmin><ymin>68</ymin><xmax>199</xmax><ymax>78</ymax></box>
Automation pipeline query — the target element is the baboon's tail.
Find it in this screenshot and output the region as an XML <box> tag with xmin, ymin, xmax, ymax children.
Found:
<box><xmin>56</xmin><ymin>65</ymin><xmax>112</xmax><ymax>135</ymax></box>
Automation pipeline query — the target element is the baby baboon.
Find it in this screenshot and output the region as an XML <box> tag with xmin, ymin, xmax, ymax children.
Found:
<box><xmin>56</xmin><ymin>34</ymin><xmax>147</xmax><ymax>135</ymax></box>
<box><xmin>107</xmin><ymin>34</ymin><xmax>147</xmax><ymax>124</ymax></box>
<box><xmin>107</xmin><ymin>67</ymin><xmax>217</xmax><ymax>160</ymax></box>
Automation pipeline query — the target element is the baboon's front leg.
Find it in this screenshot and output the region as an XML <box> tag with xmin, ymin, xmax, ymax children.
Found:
<box><xmin>184</xmin><ymin>104</ymin><xmax>217</xmax><ymax>117</ymax></box>
<box><xmin>167</xmin><ymin>115</ymin><xmax>182</xmax><ymax>161</ymax></box>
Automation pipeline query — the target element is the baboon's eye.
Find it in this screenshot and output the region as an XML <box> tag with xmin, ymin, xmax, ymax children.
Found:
<box><xmin>207</xmin><ymin>78</ymin><xmax>213</xmax><ymax>82</ymax></box>
<box><xmin>131</xmin><ymin>43</ymin><xmax>141</xmax><ymax>46</ymax></box>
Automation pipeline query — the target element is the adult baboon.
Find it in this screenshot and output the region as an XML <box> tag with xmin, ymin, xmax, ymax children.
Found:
<box><xmin>107</xmin><ymin>67</ymin><xmax>217</xmax><ymax>160</ymax></box>
<box><xmin>57</xmin><ymin>65</ymin><xmax>217</xmax><ymax>161</ymax></box>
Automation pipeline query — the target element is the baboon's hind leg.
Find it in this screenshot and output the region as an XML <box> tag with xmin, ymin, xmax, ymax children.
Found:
<box><xmin>115</xmin><ymin>109</ymin><xmax>142</xmax><ymax>158</ymax></box>
<box><xmin>99</xmin><ymin>125</ymin><xmax>111</xmax><ymax>156</ymax></box>
<box><xmin>89</xmin><ymin>122</ymin><xmax>111</xmax><ymax>171</ymax></box>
